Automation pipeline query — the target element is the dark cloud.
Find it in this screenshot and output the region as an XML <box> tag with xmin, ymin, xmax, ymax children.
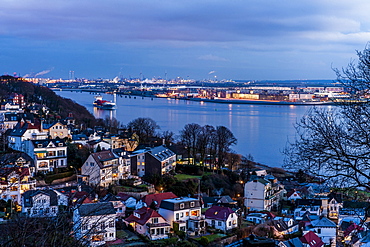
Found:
<box><xmin>1</xmin><ymin>0</ymin><xmax>370</xmax><ymax>79</ymax></box>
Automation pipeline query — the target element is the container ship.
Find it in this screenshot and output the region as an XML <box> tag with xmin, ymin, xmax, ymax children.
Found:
<box><xmin>93</xmin><ymin>95</ymin><xmax>116</xmax><ymax>109</ymax></box>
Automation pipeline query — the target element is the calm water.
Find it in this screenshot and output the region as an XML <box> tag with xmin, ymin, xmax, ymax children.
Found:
<box><xmin>56</xmin><ymin>90</ymin><xmax>329</xmax><ymax>167</ymax></box>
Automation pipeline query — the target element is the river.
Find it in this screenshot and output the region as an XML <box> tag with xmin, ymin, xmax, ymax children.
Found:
<box><xmin>55</xmin><ymin>90</ymin><xmax>330</xmax><ymax>168</ymax></box>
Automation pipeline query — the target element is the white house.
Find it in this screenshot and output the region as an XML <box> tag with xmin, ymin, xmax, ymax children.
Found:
<box><xmin>125</xmin><ymin>207</ymin><xmax>170</xmax><ymax>240</ymax></box>
<box><xmin>0</xmin><ymin>167</ymin><xmax>36</xmax><ymax>204</ymax></box>
<box><xmin>306</xmin><ymin>216</ymin><xmax>337</xmax><ymax>246</ymax></box>
<box><xmin>327</xmin><ymin>193</ymin><xmax>343</xmax><ymax>220</ymax></box>
<box><xmin>73</xmin><ymin>202</ymin><xmax>116</xmax><ymax>247</ymax></box>
<box><xmin>21</xmin><ymin>189</ymin><xmax>68</xmax><ymax>217</ymax></box>
<box><xmin>30</xmin><ymin>139</ymin><xmax>68</xmax><ymax>173</ymax></box>
<box><xmin>159</xmin><ymin>197</ymin><xmax>205</xmax><ymax>235</ymax></box>
<box><xmin>7</xmin><ymin>120</ymin><xmax>48</xmax><ymax>152</ymax></box>
<box><xmin>204</xmin><ymin>205</ymin><xmax>238</xmax><ymax>232</ymax></box>
<box><xmin>244</xmin><ymin>177</ymin><xmax>284</xmax><ymax>211</ymax></box>
<box><xmin>81</xmin><ymin>150</ymin><xmax>121</xmax><ymax>188</ymax></box>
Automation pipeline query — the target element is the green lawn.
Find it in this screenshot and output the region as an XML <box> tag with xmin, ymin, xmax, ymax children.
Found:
<box><xmin>175</xmin><ymin>172</ymin><xmax>211</xmax><ymax>181</ymax></box>
<box><xmin>195</xmin><ymin>233</ymin><xmax>226</xmax><ymax>242</ymax></box>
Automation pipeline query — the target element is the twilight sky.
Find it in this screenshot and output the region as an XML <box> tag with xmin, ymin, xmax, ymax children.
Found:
<box><xmin>1</xmin><ymin>0</ymin><xmax>370</xmax><ymax>80</ymax></box>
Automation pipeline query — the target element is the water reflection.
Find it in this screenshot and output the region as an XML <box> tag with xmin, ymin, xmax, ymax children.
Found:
<box><xmin>56</xmin><ymin>90</ymin><xmax>326</xmax><ymax>167</ymax></box>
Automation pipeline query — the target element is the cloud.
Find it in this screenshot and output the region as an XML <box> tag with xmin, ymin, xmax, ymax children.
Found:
<box><xmin>198</xmin><ymin>54</ymin><xmax>228</xmax><ymax>62</ymax></box>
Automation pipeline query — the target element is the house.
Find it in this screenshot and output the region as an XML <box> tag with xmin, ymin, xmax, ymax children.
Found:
<box><xmin>116</xmin><ymin>192</ymin><xmax>138</xmax><ymax>209</ymax></box>
<box><xmin>73</xmin><ymin>202</ymin><xmax>116</xmax><ymax>247</ymax></box>
<box><xmin>81</xmin><ymin>150</ymin><xmax>121</xmax><ymax>188</ymax></box>
<box><xmin>267</xmin><ymin>218</ymin><xmax>299</xmax><ymax>238</ymax></box>
<box><xmin>286</xmin><ymin>189</ymin><xmax>302</xmax><ymax>201</ymax></box>
<box><xmin>112</xmin><ymin>148</ymin><xmax>131</xmax><ymax>178</ymax></box>
<box><xmin>244</xmin><ymin>176</ymin><xmax>284</xmax><ymax>211</ymax></box>
<box><xmin>41</xmin><ymin>121</ymin><xmax>70</xmax><ymax>139</ymax></box>
<box><xmin>125</xmin><ymin>207</ymin><xmax>170</xmax><ymax>240</ymax></box>
<box><xmin>136</xmin><ymin>192</ymin><xmax>177</xmax><ymax>210</ymax></box>
<box><xmin>100</xmin><ymin>193</ymin><xmax>126</xmax><ymax>218</ymax></box>
<box><xmin>202</xmin><ymin>195</ymin><xmax>237</xmax><ymax>208</ymax></box>
<box><xmin>0</xmin><ymin>112</ymin><xmax>20</xmax><ymax>133</ymax></box>
<box><xmin>87</xmin><ymin>139</ymin><xmax>111</xmax><ymax>152</ymax></box>
<box><xmin>159</xmin><ymin>197</ymin><xmax>205</xmax><ymax>235</ymax></box>
<box><xmin>204</xmin><ymin>205</ymin><xmax>238</xmax><ymax>232</ymax></box>
<box><xmin>130</xmin><ymin>145</ymin><xmax>176</xmax><ymax>177</ymax></box>
<box><xmin>305</xmin><ymin>216</ymin><xmax>337</xmax><ymax>246</ymax></box>
<box><xmin>0</xmin><ymin>167</ymin><xmax>35</xmax><ymax>204</ymax></box>
<box><xmin>7</xmin><ymin>119</ymin><xmax>48</xmax><ymax>152</ymax></box>
<box><xmin>0</xmin><ymin>152</ymin><xmax>35</xmax><ymax>176</ymax></box>
<box><xmin>30</xmin><ymin>139</ymin><xmax>68</xmax><ymax>173</ymax></box>
<box><xmin>21</xmin><ymin>189</ymin><xmax>68</xmax><ymax>217</ymax></box>
<box><xmin>300</xmin><ymin>231</ymin><xmax>325</xmax><ymax>247</ymax></box>
<box><xmin>327</xmin><ymin>193</ymin><xmax>343</xmax><ymax>219</ymax></box>
<box><xmin>294</xmin><ymin>206</ymin><xmax>322</xmax><ymax>220</ymax></box>
<box><xmin>338</xmin><ymin>201</ymin><xmax>370</xmax><ymax>225</ymax></box>
<box><xmin>246</xmin><ymin>213</ymin><xmax>269</xmax><ymax>224</ymax></box>
<box><xmin>280</xmin><ymin>237</ymin><xmax>304</xmax><ymax>247</ymax></box>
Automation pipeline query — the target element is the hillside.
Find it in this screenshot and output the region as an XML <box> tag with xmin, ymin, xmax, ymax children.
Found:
<box><xmin>0</xmin><ymin>75</ymin><xmax>97</xmax><ymax>127</ymax></box>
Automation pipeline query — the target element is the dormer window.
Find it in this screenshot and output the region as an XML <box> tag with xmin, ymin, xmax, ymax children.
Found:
<box><xmin>37</xmin><ymin>144</ymin><xmax>42</xmax><ymax>148</ymax></box>
<box><xmin>58</xmin><ymin>143</ymin><xmax>63</xmax><ymax>147</ymax></box>
<box><xmin>190</xmin><ymin>202</ymin><xmax>195</xmax><ymax>207</ymax></box>
<box><xmin>180</xmin><ymin>203</ymin><xmax>184</xmax><ymax>209</ymax></box>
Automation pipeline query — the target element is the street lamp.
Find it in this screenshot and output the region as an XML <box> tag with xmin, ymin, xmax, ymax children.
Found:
<box><xmin>70</xmin><ymin>166</ymin><xmax>78</xmax><ymax>185</ymax></box>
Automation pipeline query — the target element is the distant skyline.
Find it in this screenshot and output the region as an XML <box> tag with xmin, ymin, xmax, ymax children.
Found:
<box><xmin>2</xmin><ymin>1</ymin><xmax>370</xmax><ymax>80</ymax></box>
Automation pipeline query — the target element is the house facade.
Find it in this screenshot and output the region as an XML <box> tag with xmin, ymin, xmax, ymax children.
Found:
<box><xmin>73</xmin><ymin>202</ymin><xmax>116</xmax><ymax>247</ymax></box>
<box><xmin>125</xmin><ymin>207</ymin><xmax>170</xmax><ymax>240</ymax></box>
<box><xmin>81</xmin><ymin>150</ymin><xmax>121</xmax><ymax>188</ymax></box>
<box><xmin>22</xmin><ymin>189</ymin><xmax>68</xmax><ymax>217</ymax></box>
<box><xmin>0</xmin><ymin>167</ymin><xmax>36</xmax><ymax>204</ymax></box>
<box><xmin>205</xmin><ymin>205</ymin><xmax>238</xmax><ymax>232</ymax></box>
<box><xmin>244</xmin><ymin>177</ymin><xmax>284</xmax><ymax>211</ymax></box>
<box><xmin>130</xmin><ymin>145</ymin><xmax>176</xmax><ymax>177</ymax></box>
<box><xmin>159</xmin><ymin>197</ymin><xmax>205</xmax><ymax>235</ymax></box>
<box><xmin>42</xmin><ymin>121</ymin><xmax>70</xmax><ymax>139</ymax></box>
<box><xmin>30</xmin><ymin>139</ymin><xmax>68</xmax><ymax>173</ymax></box>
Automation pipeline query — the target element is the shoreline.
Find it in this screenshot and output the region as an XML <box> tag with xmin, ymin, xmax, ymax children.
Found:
<box><xmin>53</xmin><ymin>88</ymin><xmax>335</xmax><ymax>106</ymax></box>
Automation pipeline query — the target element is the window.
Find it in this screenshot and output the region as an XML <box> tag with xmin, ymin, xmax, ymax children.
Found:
<box><xmin>109</xmin><ymin>221</ymin><xmax>114</xmax><ymax>227</ymax></box>
<box><xmin>229</xmin><ymin>221</ymin><xmax>231</xmax><ymax>226</ymax></box>
<box><xmin>190</xmin><ymin>202</ymin><xmax>195</xmax><ymax>207</ymax></box>
<box><xmin>180</xmin><ymin>203</ymin><xmax>184</xmax><ymax>209</ymax></box>
<box><xmin>152</xmin><ymin>218</ymin><xmax>158</xmax><ymax>224</ymax></box>
<box><xmin>317</xmin><ymin>228</ymin><xmax>321</xmax><ymax>234</ymax></box>
<box><xmin>109</xmin><ymin>233</ymin><xmax>114</xmax><ymax>238</ymax></box>
<box><xmin>101</xmin><ymin>222</ymin><xmax>105</xmax><ymax>230</ymax></box>
<box><xmin>176</xmin><ymin>213</ymin><xmax>179</xmax><ymax>220</ymax></box>
<box><xmin>218</xmin><ymin>221</ymin><xmax>222</xmax><ymax>226</ymax></box>
<box><xmin>180</xmin><ymin>212</ymin><xmax>184</xmax><ymax>217</ymax></box>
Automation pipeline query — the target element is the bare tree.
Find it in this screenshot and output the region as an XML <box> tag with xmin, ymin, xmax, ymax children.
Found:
<box><xmin>126</xmin><ymin>117</ymin><xmax>159</xmax><ymax>144</ymax></box>
<box><xmin>179</xmin><ymin>123</ymin><xmax>202</xmax><ymax>165</ymax></box>
<box><xmin>214</xmin><ymin>126</ymin><xmax>237</xmax><ymax>170</ymax></box>
<box><xmin>284</xmin><ymin>44</ymin><xmax>370</xmax><ymax>190</ymax></box>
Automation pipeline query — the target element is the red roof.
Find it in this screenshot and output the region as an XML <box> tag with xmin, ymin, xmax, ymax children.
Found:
<box><xmin>142</xmin><ymin>192</ymin><xmax>177</xmax><ymax>207</ymax></box>
<box><xmin>117</xmin><ymin>192</ymin><xmax>135</xmax><ymax>201</ymax></box>
<box><xmin>205</xmin><ymin>205</ymin><xmax>235</xmax><ymax>221</ymax></box>
<box><xmin>125</xmin><ymin>207</ymin><xmax>164</xmax><ymax>226</ymax></box>
<box><xmin>300</xmin><ymin>231</ymin><xmax>324</xmax><ymax>247</ymax></box>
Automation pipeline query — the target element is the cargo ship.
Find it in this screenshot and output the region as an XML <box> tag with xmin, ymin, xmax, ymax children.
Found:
<box><xmin>93</xmin><ymin>95</ymin><xmax>116</xmax><ymax>109</ymax></box>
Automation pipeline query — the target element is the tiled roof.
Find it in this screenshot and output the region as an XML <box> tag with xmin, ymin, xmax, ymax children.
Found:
<box><xmin>205</xmin><ymin>205</ymin><xmax>235</xmax><ymax>221</ymax></box>
<box><xmin>300</xmin><ymin>231</ymin><xmax>324</xmax><ymax>247</ymax></box>
<box><xmin>23</xmin><ymin>189</ymin><xmax>59</xmax><ymax>207</ymax></box>
<box><xmin>310</xmin><ymin>216</ymin><xmax>336</xmax><ymax>228</ymax></box>
<box><xmin>91</xmin><ymin>150</ymin><xmax>118</xmax><ymax>169</ymax></box>
<box><xmin>125</xmin><ymin>207</ymin><xmax>165</xmax><ymax>226</ymax></box>
<box><xmin>148</xmin><ymin>145</ymin><xmax>176</xmax><ymax>162</ymax></box>
<box><xmin>142</xmin><ymin>192</ymin><xmax>177</xmax><ymax>208</ymax></box>
<box><xmin>77</xmin><ymin>202</ymin><xmax>116</xmax><ymax>216</ymax></box>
